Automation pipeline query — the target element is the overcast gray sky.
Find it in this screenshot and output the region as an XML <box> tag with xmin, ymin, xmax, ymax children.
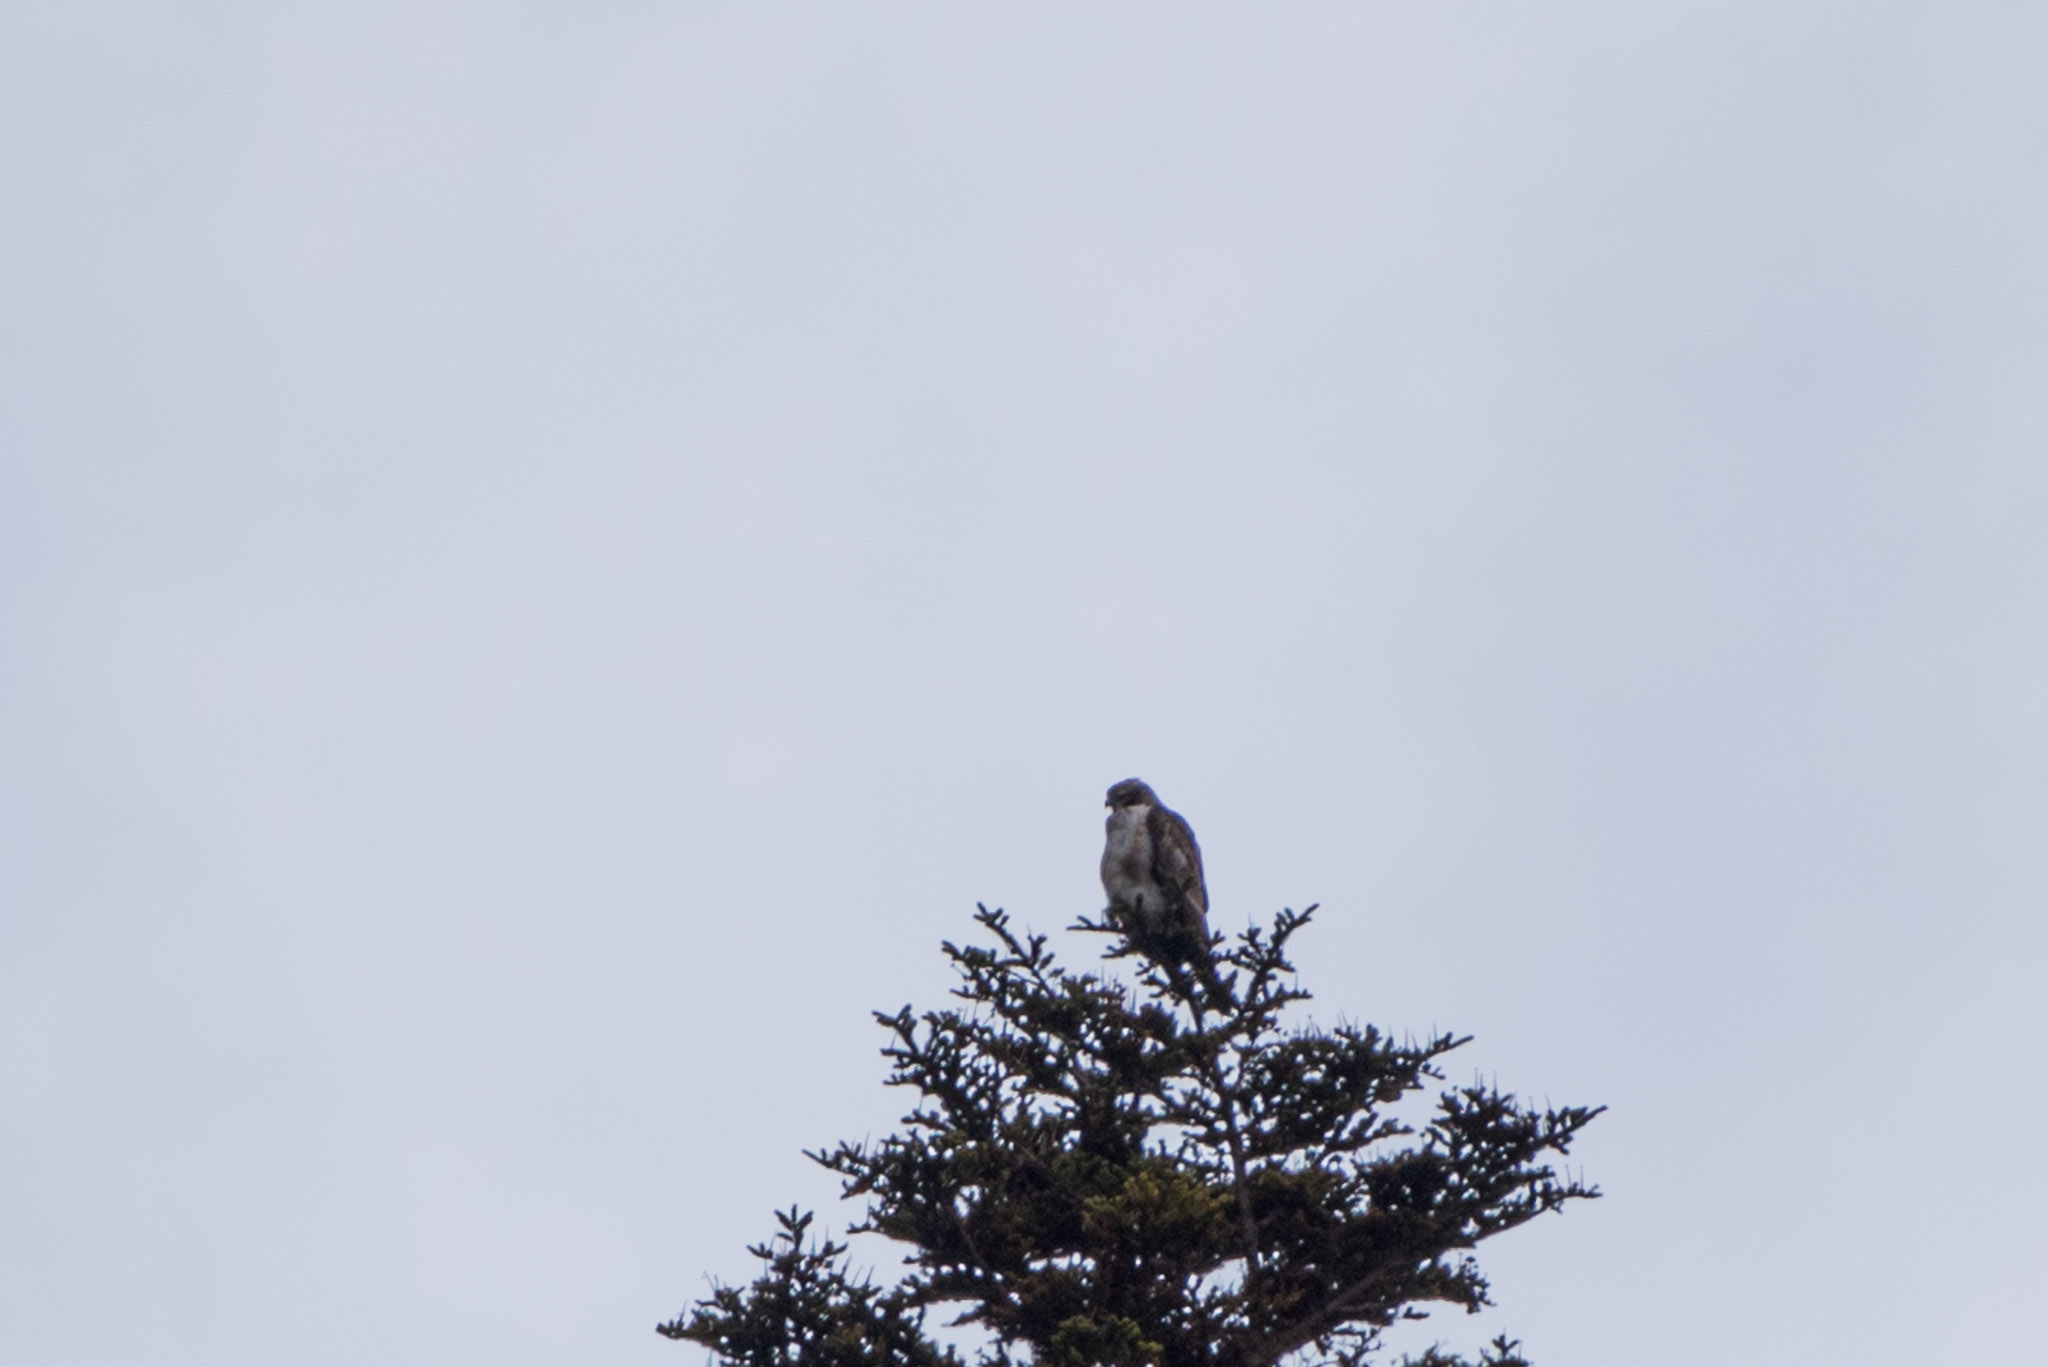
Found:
<box><xmin>3</xmin><ymin>5</ymin><xmax>2044</xmax><ymax>1365</ymax></box>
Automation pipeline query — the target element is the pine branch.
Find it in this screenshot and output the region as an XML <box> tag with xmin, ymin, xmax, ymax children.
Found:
<box><xmin>667</xmin><ymin>904</ymin><xmax>1601</xmax><ymax>1367</ymax></box>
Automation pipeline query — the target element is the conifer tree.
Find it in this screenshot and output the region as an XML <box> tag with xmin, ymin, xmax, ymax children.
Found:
<box><xmin>661</xmin><ymin>904</ymin><xmax>1600</xmax><ymax>1367</ymax></box>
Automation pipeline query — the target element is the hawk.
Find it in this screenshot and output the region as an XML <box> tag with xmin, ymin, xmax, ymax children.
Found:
<box><xmin>1100</xmin><ymin>778</ymin><xmax>1210</xmax><ymax>945</ymax></box>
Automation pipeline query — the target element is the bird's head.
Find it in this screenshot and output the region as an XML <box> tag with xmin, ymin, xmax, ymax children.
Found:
<box><xmin>1105</xmin><ymin>778</ymin><xmax>1159</xmax><ymax>810</ymax></box>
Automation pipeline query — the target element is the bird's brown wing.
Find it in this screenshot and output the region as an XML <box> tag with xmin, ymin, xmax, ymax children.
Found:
<box><xmin>1147</xmin><ymin>803</ymin><xmax>1208</xmax><ymax>923</ymax></box>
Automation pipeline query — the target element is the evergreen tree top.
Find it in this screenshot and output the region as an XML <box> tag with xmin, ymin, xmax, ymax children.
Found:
<box><xmin>662</xmin><ymin>906</ymin><xmax>1600</xmax><ymax>1367</ymax></box>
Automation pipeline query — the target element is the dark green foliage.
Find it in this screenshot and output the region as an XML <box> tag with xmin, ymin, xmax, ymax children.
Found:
<box><xmin>663</xmin><ymin>907</ymin><xmax>1599</xmax><ymax>1367</ymax></box>
<box><xmin>659</xmin><ymin>1208</ymin><xmax>960</xmax><ymax>1367</ymax></box>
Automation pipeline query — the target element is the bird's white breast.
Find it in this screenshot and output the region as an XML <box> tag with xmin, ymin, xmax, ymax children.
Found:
<box><xmin>1102</xmin><ymin>804</ymin><xmax>1162</xmax><ymax>910</ymax></box>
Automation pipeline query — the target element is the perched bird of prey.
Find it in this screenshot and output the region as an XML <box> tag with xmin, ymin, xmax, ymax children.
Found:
<box><xmin>1100</xmin><ymin>778</ymin><xmax>1210</xmax><ymax>945</ymax></box>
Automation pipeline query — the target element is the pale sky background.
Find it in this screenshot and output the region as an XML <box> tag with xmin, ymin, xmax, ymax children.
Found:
<box><xmin>3</xmin><ymin>5</ymin><xmax>2045</xmax><ymax>1366</ymax></box>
